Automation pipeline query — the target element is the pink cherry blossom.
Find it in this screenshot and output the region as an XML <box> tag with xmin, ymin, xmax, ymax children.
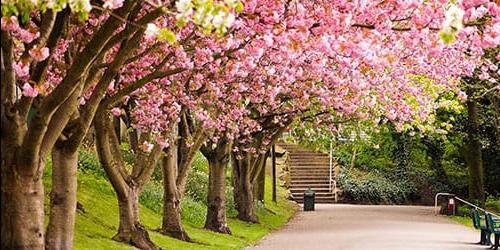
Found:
<box><xmin>141</xmin><ymin>141</ymin><xmax>154</xmax><ymax>153</ymax></box>
<box><xmin>1</xmin><ymin>16</ymin><xmax>19</xmax><ymax>31</ymax></box>
<box><xmin>111</xmin><ymin>108</ymin><xmax>121</xmax><ymax>116</ymax></box>
<box><xmin>103</xmin><ymin>0</ymin><xmax>123</xmax><ymax>10</ymax></box>
<box><xmin>29</xmin><ymin>46</ymin><xmax>50</xmax><ymax>62</ymax></box>
<box><xmin>13</xmin><ymin>61</ymin><xmax>29</xmax><ymax>78</ymax></box>
<box><xmin>22</xmin><ymin>83</ymin><xmax>38</xmax><ymax>98</ymax></box>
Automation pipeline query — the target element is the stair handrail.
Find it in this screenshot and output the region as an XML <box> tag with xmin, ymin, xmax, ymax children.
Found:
<box><xmin>329</xmin><ymin>140</ymin><xmax>333</xmax><ymax>193</ymax></box>
<box><xmin>434</xmin><ymin>193</ymin><xmax>500</xmax><ymax>218</ymax></box>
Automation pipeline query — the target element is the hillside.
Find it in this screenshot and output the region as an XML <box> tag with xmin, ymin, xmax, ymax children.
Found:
<box><xmin>43</xmin><ymin>151</ymin><xmax>298</xmax><ymax>249</ymax></box>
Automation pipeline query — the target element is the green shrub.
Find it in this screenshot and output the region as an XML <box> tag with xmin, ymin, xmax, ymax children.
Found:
<box><xmin>456</xmin><ymin>205</ymin><xmax>471</xmax><ymax>217</ymax></box>
<box><xmin>185</xmin><ymin>154</ymin><xmax>209</xmax><ymax>204</ymax></box>
<box><xmin>181</xmin><ymin>196</ymin><xmax>207</xmax><ymax>227</ymax></box>
<box><xmin>486</xmin><ymin>196</ymin><xmax>500</xmax><ymax>214</ymax></box>
<box><xmin>78</xmin><ymin>148</ymin><xmax>106</xmax><ymax>177</ymax></box>
<box><xmin>225</xmin><ymin>186</ymin><xmax>237</xmax><ymax>218</ymax></box>
<box><xmin>338</xmin><ymin>168</ymin><xmax>415</xmax><ymax>204</ymax></box>
<box><xmin>139</xmin><ymin>180</ymin><xmax>163</xmax><ymax>213</ymax></box>
<box><xmin>119</xmin><ymin>143</ymin><xmax>135</xmax><ymax>166</ymax></box>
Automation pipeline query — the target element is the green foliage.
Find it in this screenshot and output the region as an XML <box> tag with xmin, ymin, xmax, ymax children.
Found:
<box><xmin>486</xmin><ymin>196</ymin><xmax>500</xmax><ymax>214</ymax></box>
<box><xmin>119</xmin><ymin>143</ymin><xmax>135</xmax><ymax>166</ymax></box>
<box><xmin>157</xmin><ymin>28</ymin><xmax>177</xmax><ymax>44</ymax></box>
<box><xmin>439</xmin><ymin>31</ymin><xmax>456</xmax><ymax>45</ymax></box>
<box><xmin>225</xmin><ymin>186</ymin><xmax>238</xmax><ymax>218</ymax></box>
<box><xmin>181</xmin><ymin>196</ymin><xmax>207</xmax><ymax>227</ymax></box>
<box><xmin>139</xmin><ymin>180</ymin><xmax>163</xmax><ymax>213</ymax></box>
<box><xmin>77</xmin><ymin>148</ymin><xmax>106</xmax><ymax>177</ymax></box>
<box><xmin>337</xmin><ymin>168</ymin><xmax>415</xmax><ymax>204</ymax></box>
<box><xmin>185</xmin><ymin>154</ymin><xmax>210</xmax><ymax>204</ymax></box>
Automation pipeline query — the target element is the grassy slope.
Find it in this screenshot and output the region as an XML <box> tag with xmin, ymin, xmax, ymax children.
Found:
<box><xmin>45</xmin><ymin>170</ymin><xmax>297</xmax><ymax>249</ymax></box>
<box><xmin>448</xmin><ymin>216</ymin><xmax>475</xmax><ymax>229</ymax></box>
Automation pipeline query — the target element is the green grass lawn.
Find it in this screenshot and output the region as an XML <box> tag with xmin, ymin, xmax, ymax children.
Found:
<box><xmin>448</xmin><ymin>216</ymin><xmax>475</xmax><ymax>229</ymax></box>
<box><xmin>447</xmin><ymin>196</ymin><xmax>500</xmax><ymax>230</ymax></box>
<box><xmin>44</xmin><ymin>169</ymin><xmax>297</xmax><ymax>249</ymax></box>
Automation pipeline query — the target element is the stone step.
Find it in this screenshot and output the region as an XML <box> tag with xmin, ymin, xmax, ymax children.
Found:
<box><xmin>292</xmin><ymin>197</ymin><xmax>336</xmax><ymax>203</ymax></box>
<box><xmin>290</xmin><ymin>179</ymin><xmax>331</xmax><ymax>184</ymax></box>
<box><xmin>290</xmin><ymin>188</ymin><xmax>331</xmax><ymax>193</ymax></box>
<box><xmin>289</xmin><ymin>153</ymin><xmax>329</xmax><ymax>156</ymax></box>
<box><xmin>279</xmin><ymin>142</ymin><xmax>342</xmax><ymax>203</ymax></box>
<box><xmin>288</xmin><ymin>159</ymin><xmax>330</xmax><ymax>165</ymax></box>
<box><xmin>291</xmin><ymin>193</ymin><xmax>334</xmax><ymax>198</ymax></box>
<box><xmin>291</xmin><ymin>176</ymin><xmax>332</xmax><ymax>180</ymax></box>
<box><xmin>289</xmin><ymin>158</ymin><xmax>330</xmax><ymax>161</ymax></box>
<box><xmin>291</xmin><ymin>192</ymin><xmax>335</xmax><ymax>198</ymax></box>
<box><xmin>290</xmin><ymin>172</ymin><xmax>333</xmax><ymax>177</ymax></box>
<box><xmin>290</xmin><ymin>183</ymin><xmax>330</xmax><ymax>188</ymax></box>
<box><xmin>291</xmin><ymin>176</ymin><xmax>331</xmax><ymax>180</ymax></box>
<box><xmin>291</xmin><ymin>172</ymin><xmax>333</xmax><ymax>177</ymax></box>
<box><xmin>291</xmin><ymin>167</ymin><xmax>333</xmax><ymax>171</ymax></box>
<box><xmin>289</xmin><ymin>163</ymin><xmax>330</xmax><ymax>167</ymax></box>
<box><xmin>289</xmin><ymin>167</ymin><xmax>332</xmax><ymax>171</ymax></box>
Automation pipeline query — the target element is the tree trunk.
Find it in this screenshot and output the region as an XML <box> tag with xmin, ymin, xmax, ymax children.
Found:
<box><xmin>1</xmin><ymin>165</ymin><xmax>45</xmax><ymax>249</ymax></box>
<box><xmin>466</xmin><ymin>99</ymin><xmax>485</xmax><ymax>206</ymax></box>
<box><xmin>113</xmin><ymin>187</ymin><xmax>158</xmax><ymax>250</ymax></box>
<box><xmin>232</xmin><ymin>156</ymin><xmax>258</xmax><ymax>223</ymax></box>
<box><xmin>253</xmin><ymin>157</ymin><xmax>266</xmax><ymax>202</ymax></box>
<box><xmin>422</xmin><ymin>136</ymin><xmax>449</xmax><ymax>187</ymax></box>
<box><xmin>202</xmin><ymin>140</ymin><xmax>232</xmax><ymax>234</ymax></box>
<box><xmin>94</xmin><ymin>109</ymin><xmax>158</xmax><ymax>249</ymax></box>
<box><xmin>160</xmin><ymin>146</ymin><xmax>190</xmax><ymax>241</ymax></box>
<box><xmin>45</xmin><ymin>145</ymin><xmax>78</xmax><ymax>249</ymax></box>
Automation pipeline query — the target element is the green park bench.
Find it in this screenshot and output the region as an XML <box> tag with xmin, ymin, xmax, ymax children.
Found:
<box><xmin>472</xmin><ymin>209</ymin><xmax>492</xmax><ymax>245</ymax></box>
<box><xmin>486</xmin><ymin>213</ymin><xmax>500</xmax><ymax>250</ymax></box>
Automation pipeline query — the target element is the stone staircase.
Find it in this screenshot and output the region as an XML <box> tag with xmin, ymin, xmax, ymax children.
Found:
<box><xmin>278</xmin><ymin>142</ymin><xmax>338</xmax><ymax>203</ymax></box>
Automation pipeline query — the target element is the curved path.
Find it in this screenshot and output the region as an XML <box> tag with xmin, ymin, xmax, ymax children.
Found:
<box><xmin>250</xmin><ymin>204</ymin><xmax>484</xmax><ymax>250</ymax></box>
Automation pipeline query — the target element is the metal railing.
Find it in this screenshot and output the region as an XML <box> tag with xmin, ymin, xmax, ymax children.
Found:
<box><xmin>328</xmin><ymin>140</ymin><xmax>339</xmax><ymax>202</ymax></box>
<box><xmin>434</xmin><ymin>193</ymin><xmax>500</xmax><ymax>218</ymax></box>
<box><xmin>329</xmin><ymin>140</ymin><xmax>333</xmax><ymax>193</ymax></box>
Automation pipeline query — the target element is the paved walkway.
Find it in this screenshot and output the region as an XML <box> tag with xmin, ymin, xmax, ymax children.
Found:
<box><xmin>250</xmin><ymin>204</ymin><xmax>485</xmax><ymax>250</ymax></box>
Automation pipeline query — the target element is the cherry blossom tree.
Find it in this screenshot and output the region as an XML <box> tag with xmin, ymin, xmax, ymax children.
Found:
<box><xmin>1</xmin><ymin>0</ymin><xmax>498</xmax><ymax>248</ymax></box>
<box><xmin>0</xmin><ymin>0</ymin><xmax>239</xmax><ymax>248</ymax></box>
<box><xmin>223</xmin><ymin>0</ymin><xmax>499</xmax><ymax>222</ymax></box>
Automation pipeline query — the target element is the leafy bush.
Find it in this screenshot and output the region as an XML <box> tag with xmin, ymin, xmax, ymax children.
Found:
<box><xmin>225</xmin><ymin>186</ymin><xmax>237</xmax><ymax>218</ymax></box>
<box><xmin>181</xmin><ymin>196</ymin><xmax>207</xmax><ymax>227</ymax></box>
<box><xmin>456</xmin><ymin>205</ymin><xmax>471</xmax><ymax>217</ymax></box>
<box><xmin>185</xmin><ymin>154</ymin><xmax>209</xmax><ymax>204</ymax></box>
<box><xmin>486</xmin><ymin>196</ymin><xmax>500</xmax><ymax>214</ymax></box>
<box><xmin>78</xmin><ymin>148</ymin><xmax>106</xmax><ymax>177</ymax></box>
<box><xmin>139</xmin><ymin>180</ymin><xmax>163</xmax><ymax>213</ymax></box>
<box><xmin>338</xmin><ymin>168</ymin><xmax>415</xmax><ymax>204</ymax></box>
<box><xmin>119</xmin><ymin>143</ymin><xmax>135</xmax><ymax>166</ymax></box>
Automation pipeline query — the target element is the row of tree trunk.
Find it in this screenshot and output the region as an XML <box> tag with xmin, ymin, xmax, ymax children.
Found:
<box><xmin>90</xmin><ymin>106</ymin><xmax>275</xmax><ymax>248</ymax></box>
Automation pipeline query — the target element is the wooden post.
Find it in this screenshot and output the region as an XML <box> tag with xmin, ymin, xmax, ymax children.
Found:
<box><xmin>272</xmin><ymin>144</ymin><xmax>276</xmax><ymax>202</ymax></box>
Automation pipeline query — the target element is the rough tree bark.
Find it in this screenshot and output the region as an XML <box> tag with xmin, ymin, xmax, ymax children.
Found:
<box><xmin>231</xmin><ymin>123</ymin><xmax>287</xmax><ymax>223</ymax></box>
<box><xmin>113</xmin><ymin>186</ymin><xmax>157</xmax><ymax>249</ymax></box>
<box><xmin>465</xmin><ymin>98</ymin><xmax>485</xmax><ymax>207</ymax></box>
<box><xmin>160</xmin><ymin>110</ymin><xmax>207</xmax><ymax>241</ymax></box>
<box><xmin>95</xmin><ymin>108</ymin><xmax>162</xmax><ymax>249</ymax></box>
<box><xmin>160</xmin><ymin>143</ymin><xmax>190</xmax><ymax>241</ymax></box>
<box><xmin>201</xmin><ymin>138</ymin><xmax>232</xmax><ymax>234</ymax></box>
<box><xmin>253</xmin><ymin>151</ymin><xmax>268</xmax><ymax>202</ymax></box>
<box><xmin>45</xmin><ymin>145</ymin><xmax>79</xmax><ymax>249</ymax></box>
<box><xmin>1</xmin><ymin>12</ymin><xmax>56</xmax><ymax>250</ymax></box>
<box><xmin>1</xmin><ymin>162</ymin><xmax>45</xmax><ymax>249</ymax></box>
<box><xmin>232</xmin><ymin>153</ymin><xmax>259</xmax><ymax>223</ymax></box>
